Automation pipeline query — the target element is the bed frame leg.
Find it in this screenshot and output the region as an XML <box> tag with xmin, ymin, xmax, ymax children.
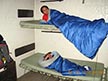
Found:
<box><xmin>102</xmin><ymin>68</ymin><xmax>108</xmax><ymax>81</ymax></box>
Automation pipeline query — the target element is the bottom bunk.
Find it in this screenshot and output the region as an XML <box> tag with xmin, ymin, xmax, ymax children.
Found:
<box><xmin>19</xmin><ymin>53</ymin><xmax>107</xmax><ymax>81</ymax></box>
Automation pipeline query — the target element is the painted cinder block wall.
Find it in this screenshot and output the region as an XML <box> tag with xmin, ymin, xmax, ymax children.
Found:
<box><xmin>0</xmin><ymin>0</ymin><xmax>35</xmax><ymax>78</ymax></box>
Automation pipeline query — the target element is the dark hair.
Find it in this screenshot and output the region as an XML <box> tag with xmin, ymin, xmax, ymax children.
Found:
<box><xmin>40</xmin><ymin>5</ymin><xmax>49</xmax><ymax>13</ymax></box>
<box><xmin>44</xmin><ymin>52</ymin><xmax>51</xmax><ymax>59</ymax></box>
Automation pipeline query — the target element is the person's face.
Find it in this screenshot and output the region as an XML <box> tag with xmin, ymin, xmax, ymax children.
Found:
<box><xmin>42</xmin><ymin>7</ymin><xmax>49</xmax><ymax>14</ymax></box>
<box><xmin>44</xmin><ymin>53</ymin><xmax>53</xmax><ymax>60</ymax></box>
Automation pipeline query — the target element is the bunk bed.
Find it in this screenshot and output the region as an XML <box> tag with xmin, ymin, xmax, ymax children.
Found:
<box><xmin>19</xmin><ymin>53</ymin><xmax>107</xmax><ymax>81</ymax></box>
<box><xmin>19</xmin><ymin>20</ymin><xmax>108</xmax><ymax>81</ymax></box>
<box><xmin>20</xmin><ymin>20</ymin><xmax>55</xmax><ymax>29</ymax></box>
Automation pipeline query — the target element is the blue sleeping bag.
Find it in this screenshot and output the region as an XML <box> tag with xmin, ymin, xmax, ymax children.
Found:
<box><xmin>46</xmin><ymin>9</ymin><xmax>108</xmax><ymax>59</ymax></box>
<box><xmin>38</xmin><ymin>51</ymin><xmax>91</xmax><ymax>76</ymax></box>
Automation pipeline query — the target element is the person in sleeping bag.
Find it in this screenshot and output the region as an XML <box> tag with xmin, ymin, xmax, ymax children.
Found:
<box><xmin>38</xmin><ymin>51</ymin><xmax>92</xmax><ymax>76</ymax></box>
<box><xmin>40</xmin><ymin>5</ymin><xmax>108</xmax><ymax>59</ymax></box>
<box><xmin>40</xmin><ymin>5</ymin><xmax>50</xmax><ymax>23</ymax></box>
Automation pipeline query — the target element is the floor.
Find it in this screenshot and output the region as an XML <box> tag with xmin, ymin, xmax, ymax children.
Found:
<box><xmin>17</xmin><ymin>71</ymin><xmax>59</xmax><ymax>81</ymax></box>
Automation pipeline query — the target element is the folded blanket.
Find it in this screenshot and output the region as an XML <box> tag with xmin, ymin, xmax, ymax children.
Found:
<box><xmin>45</xmin><ymin>9</ymin><xmax>108</xmax><ymax>59</ymax></box>
<box><xmin>38</xmin><ymin>51</ymin><xmax>91</xmax><ymax>76</ymax></box>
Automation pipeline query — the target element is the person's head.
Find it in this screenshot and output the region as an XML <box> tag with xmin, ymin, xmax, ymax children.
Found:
<box><xmin>40</xmin><ymin>5</ymin><xmax>49</xmax><ymax>14</ymax></box>
<box><xmin>44</xmin><ymin>52</ymin><xmax>54</xmax><ymax>60</ymax></box>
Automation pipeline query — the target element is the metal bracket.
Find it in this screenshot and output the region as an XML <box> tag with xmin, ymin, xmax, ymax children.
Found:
<box><xmin>82</xmin><ymin>0</ymin><xmax>85</xmax><ymax>4</ymax></box>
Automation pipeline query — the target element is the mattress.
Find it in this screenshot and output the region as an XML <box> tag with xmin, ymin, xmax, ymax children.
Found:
<box><xmin>19</xmin><ymin>53</ymin><xmax>106</xmax><ymax>81</ymax></box>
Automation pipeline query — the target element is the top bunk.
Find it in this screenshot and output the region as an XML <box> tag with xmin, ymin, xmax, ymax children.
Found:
<box><xmin>19</xmin><ymin>20</ymin><xmax>60</xmax><ymax>32</ymax></box>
